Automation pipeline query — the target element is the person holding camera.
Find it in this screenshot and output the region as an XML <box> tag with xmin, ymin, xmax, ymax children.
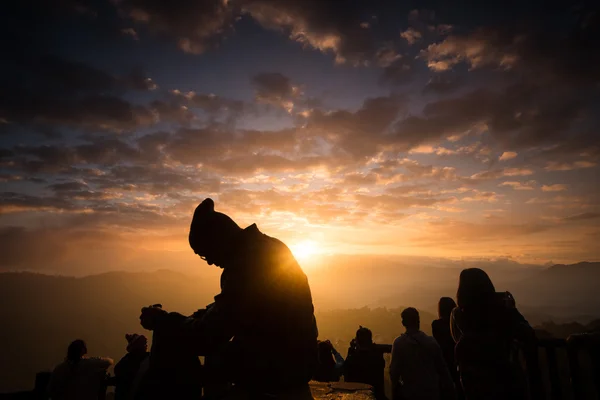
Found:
<box><xmin>450</xmin><ymin>268</ymin><xmax>536</xmax><ymax>400</ymax></box>
<box><xmin>313</xmin><ymin>340</ymin><xmax>345</xmax><ymax>382</ymax></box>
<box><xmin>139</xmin><ymin>198</ymin><xmax>318</xmax><ymax>397</ymax></box>
<box><xmin>344</xmin><ymin>326</ymin><xmax>386</xmax><ymax>399</ymax></box>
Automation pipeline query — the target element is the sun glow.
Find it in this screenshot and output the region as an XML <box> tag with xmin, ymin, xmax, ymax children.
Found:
<box><xmin>290</xmin><ymin>240</ymin><xmax>320</xmax><ymax>261</ymax></box>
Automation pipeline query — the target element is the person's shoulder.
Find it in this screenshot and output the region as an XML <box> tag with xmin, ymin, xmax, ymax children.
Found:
<box><xmin>52</xmin><ymin>361</ymin><xmax>68</xmax><ymax>373</ymax></box>
<box><xmin>421</xmin><ymin>332</ymin><xmax>442</xmax><ymax>347</ymax></box>
<box><xmin>392</xmin><ymin>335</ymin><xmax>407</xmax><ymax>347</ymax></box>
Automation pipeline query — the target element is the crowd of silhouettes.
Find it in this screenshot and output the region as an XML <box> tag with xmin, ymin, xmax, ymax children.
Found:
<box><xmin>44</xmin><ymin>199</ymin><xmax>538</xmax><ymax>400</ymax></box>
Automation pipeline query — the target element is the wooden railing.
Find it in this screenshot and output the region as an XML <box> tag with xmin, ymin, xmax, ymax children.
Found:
<box><xmin>376</xmin><ymin>333</ymin><xmax>600</xmax><ymax>400</ymax></box>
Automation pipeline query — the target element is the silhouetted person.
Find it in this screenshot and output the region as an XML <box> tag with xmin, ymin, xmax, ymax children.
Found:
<box><xmin>432</xmin><ymin>297</ymin><xmax>462</xmax><ymax>399</ymax></box>
<box><xmin>48</xmin><ymin>340</ymin><xmax>113</xmax><ymax>400</ymax></box>
<box><xmin>313</xmin><ymin>340</ymin><xmax>344</xmax><ymax>382</ymax></box>
<box><xmin>344</xmin><ymin>326</ymin><xmax>386</xmax><ymax>400</ymax></box>
<box><xmin>139</xmin><ymin>198</ymin><xmax>318</xmax><ymax>396</ymax></box>
<box><xmin>390</xmin><ymin>308</ymin><xmax>456</xmax><ymax>400</ymax></box>
<box><xmin>137</xmin><ymin>305</ymin><xmax>203</xmax><ymax>400</ymax></box>
<box><xmin>113</xmin><ymin>334</ymin><xmax>150</xmax><ymax>400</ymax></box>
<box><xmin>451</xmin><ymin>268</ymin><xmax>535</xmax><ymax>400</ymax></box>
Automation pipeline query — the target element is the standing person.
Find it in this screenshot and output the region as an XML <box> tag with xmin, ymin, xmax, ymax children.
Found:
<box><xmin>344</xmin><ymin>326</ymin><xmax>386</xmax><ymax>400</ymax></box>
<box><xmin>431</xmin><ymin>297</ymin><xmax>462</xmax><ymax>398</ymax></box>
<box><xmin>390</xmin><ymin>308</ymin><xmax>456</xmax><ymax>400</ymax></box>
<box><xmin>139</xmin><ymin>198</ymin><xmax>318</xmax><ymax>397</ymax></box>
<box><xmin>313</xmin><ymin>340</ymin><xmax>344</xmax><ymax>382</ymax></box>
<box><xmin>451</xmin><ymin>268</ymin><xmax>535</xmax><ymax>400</ymax></box>
<box><xmin>113</xmin><ymin>334</ymin><xmax>150</xmax><ymax>400</ymax></box>
<box><xmin>48</xmin><ymin>340</ymin><xmax>113</xmax><ymax>400</ymax></box>
<box><xmin>138</xmin><ymin>305</ymin><xmax>203</xmax><ymax>400</ymax></box>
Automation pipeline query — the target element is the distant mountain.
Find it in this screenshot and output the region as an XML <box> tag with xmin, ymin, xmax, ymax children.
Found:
<box><xmin>1</xmin><ymin>259</ymin><xmax>598</xmax><ymax>392</ymax></box>
<box><xmin>511</xmin><ymin>262</ymin><xmax>600</xmax><ymax>316</ymax></box>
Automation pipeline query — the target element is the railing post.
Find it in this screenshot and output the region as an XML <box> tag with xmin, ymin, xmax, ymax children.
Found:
<box><xmin>545</xmin><ymin>345</ymin><xmax>563</xmax><ymax>400</ymax></box>
<box><xmin>523</xmin><ymin>342</ymin><xmax>544</xmax><ymax>400</ymax></box>
<box><xmin>590</xmin><ymin>341</ymin><xmax>600</xmax><ymax>398</ymax></box>
<box><xmin>566</xmin><ymin>334</ymin><xmax>584</xmax><ymax>400</ymax></box>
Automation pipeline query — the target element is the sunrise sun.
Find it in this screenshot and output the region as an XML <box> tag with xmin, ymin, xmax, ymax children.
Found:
<box><xmin>290</xmin><ymin>240</ymin><xmax>320</xmax><ymax>261</ymax></box>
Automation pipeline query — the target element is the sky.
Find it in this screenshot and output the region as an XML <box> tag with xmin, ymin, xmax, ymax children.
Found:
<box><xmin>0</xmin><ymin>0</ymin><xmax>599</xmax><ymax>274</ymax></box>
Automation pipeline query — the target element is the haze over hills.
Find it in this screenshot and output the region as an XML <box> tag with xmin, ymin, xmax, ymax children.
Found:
<box><xmin>0</xmin><ymin>257</ymin><xmax>598</xmax><ymax>392</ymax></box>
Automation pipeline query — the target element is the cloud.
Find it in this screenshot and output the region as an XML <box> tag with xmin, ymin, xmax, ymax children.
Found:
<box><xmin>0</xmin><ymin>55</ymin><xmax>158</xmax><ymax>132</ymax></box>
<box><xmin>119</xmin><ymin>0</ymin><xmax>233</xmax><ymax>54</ymax></box>
<box><xmin>541</xmin><ymin>184</ymin><xmax>568</xmax><ymax>192</ymax></box>
<box><xmin>499</xmin><ymin>181</ymin><xmax>536</xmax><ymax>191</ymax></box>
<box><xmin>563</xmin><ymin>213</ymin><xmax>600</xmax><ymax>222</ymax></box>
<box><xmin>502</xmin><ymin>168</ymin><xmax>534</xmax><ymax>177</ymax></box>
<box><xmin>400</xmin><ymin>28</ymin><xmax>422</xmax><ymax>45</ymax></box>
<box><xmin>411</xmin><ymin>219</ymin><xmax>550</xmax><ymax>245</ymax></box>
<box><xmin>308</xmin><ymin>95</ymin><xmax>406</xmax><ymax>157</ymax></box>
<box><xmin>240</xmin><ymin>0</ymin><xmax>379</xmax><ymax>65</ymax></box>
<box><xmin>545</xmin><ymin>161</ymin><xmax>597</xmax><ymax>171</ymax></box>
<box><xmin>421</xmin><ymin>30</ymin><xmax>519</xmax><ymax>72</ymax></box>
<box><xmin>422</xmin><ymin>74</ymin><xmax>462</xmax><ymax>94</ymax></box>
<box><xmin>170</xmin><ymin>90</ymin><xmax>245</xmax><ymax>120</ymax></box>
<box><xmin>499</xmin><ymin>151</ymin><xmax>517</xmax><ymax>161</ymax></box>
<box><xmin>121</xmin><ymin>28</ymin><xmax>139</xmax><ymax>40</ymax></box>
<box><xmin>251</xmin><ymin>72</ymin><xmax>300</xmax><ymax>112</ymax></box>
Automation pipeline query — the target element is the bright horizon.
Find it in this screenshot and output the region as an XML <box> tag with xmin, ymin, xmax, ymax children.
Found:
<box><xmin>1</xmin><ymin>1</ymin><xmax>600</xmax><ymax>275</ymax></box>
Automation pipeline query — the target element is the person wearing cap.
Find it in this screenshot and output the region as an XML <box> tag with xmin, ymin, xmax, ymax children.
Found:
<box><xmin>139</xmin><ymin>198</ymin><xmax>318</xmax><ymax>395</ymax></box>
<box><xmin>113</xmin><ymin>334</ymin><xmax>149</xmax><ymax>400</ymax></box>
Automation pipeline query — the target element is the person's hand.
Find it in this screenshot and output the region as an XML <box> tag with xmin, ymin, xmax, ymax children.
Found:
<box><xmin>140</xmin><ymin>305</ymin><xmax>168</xmax><ymax>331</ymax></box>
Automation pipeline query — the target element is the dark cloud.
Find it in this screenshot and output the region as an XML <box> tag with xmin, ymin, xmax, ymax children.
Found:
<box><xmin>309</xmin><ymin>95</ymin><xmax>406</xmax><ymax>157</ymax></box>
<box><xmin>48</xmin><ymin>181</ymin><xmax>89</xmax><ymax>193</ymax></box>
<box><xmin>5</xmin><ymin>55</ymin><xmax>155</xmax><ymax>94</ymax></box>
<box><xmin>380</xmin><ymin>57</ymin><xmax>417</xmax><ymax>85</ymax></box>
<box><xmin>239</xmin><ymin>0</ymin><xmax>381</xmax><ymax>65</ymax></box>
<box><xmin>117</xmin><ymin>0</ymin><xmax>399</xmax><ymax>65</ymax></box>
<box><xmin>422</xmin><ymin>4</ymin><xmax>600</xmax><ymax>86</ymax></box>
<box><xmin>395</xmin><ymin>83</ymin><xmax>599</xmax><ymax>153</ymax></box>
<box><xmin>563</xmin><ymin>212</ymin><xmax>600</xmax><ymax>222</ymax></box>
<box><xmin>169</xmin><ymin>90</ymin><xmax>246</xmax><ymax>121</ymax></box>
<box><xmin>422</xmin><ymin>74</ymin><xmax>463</xmax><ymax>94</ymax></box>
<box><xmin>251</xmin><ymin>72</ymin><xmax>299</xmax><ymax>110</ymax></box>
<box><xmin>118</xmin><ymin>0</ymin><xmax>234</xmax><ymax>54</ymax></box>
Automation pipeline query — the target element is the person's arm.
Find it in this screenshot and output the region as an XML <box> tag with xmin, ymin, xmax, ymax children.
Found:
<box><xmin>331</xmin><ymin>347</ymin><xmax>345</xmax><ymax>379</ymax></box>
<box><xmin>509</xmin><ymin>308</ymin><xmax>536</xmax><ymax>345</ymax></box>
<box><xmin>151</xmin><ymin>275</ymin><xmax>246</xmax><ymax>354</ymax></box>
<box><xmin>389</xmin><ymin>339</ymin><xmax>402</xmax><ymax>399</ymax></box>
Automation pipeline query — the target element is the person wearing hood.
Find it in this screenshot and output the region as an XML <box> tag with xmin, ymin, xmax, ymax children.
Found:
<box><xmin>139</xmin><ymin>198</ymin><xmax>318</xmax><ymax>397</ymax></box>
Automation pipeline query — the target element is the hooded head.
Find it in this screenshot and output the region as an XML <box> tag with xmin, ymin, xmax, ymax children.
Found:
<box><xmin>188</xmin><ymin>198</ymin><xmax>243</xmax><ymax>267</ymax></box>
<box><xmin>125</xmin><ymin>333</ymin><xmax>148</xmax><ymax>353</ymax></box>
<box><xmin>456</xmin><ymin>268</ymin><xmax>496</xmax><ymax>310</ymax></box>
